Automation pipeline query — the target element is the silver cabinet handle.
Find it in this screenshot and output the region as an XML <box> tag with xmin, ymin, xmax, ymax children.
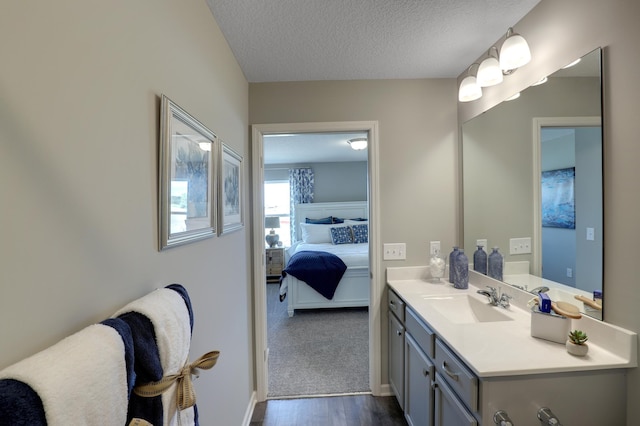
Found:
<box><xmin>422</xmin><ymin>368</ymin><xmax>429</xmax><ymax>377</ymax></box>
<box><xmin>396</xmin><ymin>330</ymin><xmax>402</xmax><ymax>336</ymax></box>
<box><xmin>442</xmin><ymin>361</ymin><xmax>459</xmax><ymax>381</ymax></box>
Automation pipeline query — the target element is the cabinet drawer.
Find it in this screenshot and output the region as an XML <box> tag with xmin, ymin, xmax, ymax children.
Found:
<box><xmin>269</xmin><ymin>250</ymin><xmax>283</xmax><ymax>261</ymax></box>
<box><xmin>267</xmin><ymin>266</ymin><xmax>282</xmax><ymax>275</ymax></box>
<box><xmin>435</xmin><ymin>339</ymin><xmax>478</xmax><ymax>413</ymax></box>
<box><xmin>406</xmin><ymin>308</ymin><xmax>435</xmax><ymax>359</ymax></box>
<box><xmin>388</xmin><ymin>289</ymin><xmax>405</xmax><ymax>323</ymax></box>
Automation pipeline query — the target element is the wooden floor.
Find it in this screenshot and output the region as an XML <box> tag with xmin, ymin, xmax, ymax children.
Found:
<box><xmin>250</xmin><ymin>394</ymin><xmax>407</xmax><ymax>426</ymax></box>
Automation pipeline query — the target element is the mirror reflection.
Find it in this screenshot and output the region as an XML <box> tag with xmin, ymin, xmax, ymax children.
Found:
<box><xmin>462</xmin><ymin>48</ymin><xmax>603</xmax><ymax>319</ymax></box>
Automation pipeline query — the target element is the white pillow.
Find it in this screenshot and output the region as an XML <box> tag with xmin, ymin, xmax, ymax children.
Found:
<box><xmin>345</xmin><ymin>219</ymin><xmax>368</xmax><ymax>225</ymax></box>
<box><xmin>300</xmin><ymin>223</ymin><xmax>342</xmax><ymax>244</ymax></box>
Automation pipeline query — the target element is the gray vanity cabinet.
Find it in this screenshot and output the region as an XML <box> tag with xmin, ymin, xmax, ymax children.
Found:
<box><xmin>387</xmin><ymin>289</ymin><xmax>405</xmax><ymax>409</ymax></box>
<box><xmin>388</xmin><ymin>310</ymin><xmax>405</xmax><ymax>409</ymax></box>
<box><xmin>434</xmin><ymin>373</ymin><xmax>478</xmax><ymax>426</ymax></box>
<box><xmin>405</xmin><ymin>333</ymin><xmax>434</xmax><ymax>426</ymax></box>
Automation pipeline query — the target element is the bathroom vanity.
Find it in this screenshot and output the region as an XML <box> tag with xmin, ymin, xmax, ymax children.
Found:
<box><xmin>387</xmin><ymin>267</ymin><xmax>636</xmax><ymax>426</ymax></box>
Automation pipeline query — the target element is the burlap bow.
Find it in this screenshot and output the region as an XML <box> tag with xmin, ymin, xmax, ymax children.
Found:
<box><xmin>133</xmin><ymin>351</ymin><xmax>220</xmax><ymax>410</ymax></box>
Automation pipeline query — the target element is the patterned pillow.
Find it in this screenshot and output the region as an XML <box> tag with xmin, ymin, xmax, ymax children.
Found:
<box><xmin>351</xmin><ymin>224</ymin><xmax>368</xmax><ymax>244</ymax></box>
<box><xmin>330</xmin><ymin>226</ymin><xmax>353</xmax><ymax>245</ymax></box>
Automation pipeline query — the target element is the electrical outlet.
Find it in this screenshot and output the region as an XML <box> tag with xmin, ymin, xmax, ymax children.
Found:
<box><xmin>509</xmin><ymin>237</ymin><xmax>532</xmax><ymax>255</ymax></box>
<box><xmin>586</xmin><ymin>227</ymin><xmax>595</xmax><ymax>241</ymax></box>
<box><xmin>476</xmin><ymin>239</ymin><xmax>488</xmax><ymax>250</ymax></box>
<box><xmin>384</xmin><ymin>243</ymin><xmax>406</xmax><ymax>260</ymax></box>
<box><xmin>567</xmin><ymin>268</ymin><xmax>573</xmax><ymax>278</ymax></box>
<box><xmin>430</xmin><ymin>241</ymin><xmax>441</xmax><ymax>255</ymax></box>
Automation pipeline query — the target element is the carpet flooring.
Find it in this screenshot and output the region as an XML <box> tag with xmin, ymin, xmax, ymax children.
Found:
<box><xmin>267</xmin><ymin>283</ymin><xmax>370</xmax><ymax>398</ymax></box>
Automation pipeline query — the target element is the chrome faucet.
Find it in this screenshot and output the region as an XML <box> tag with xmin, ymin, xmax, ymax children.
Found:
<box><xmin>477</xmin><ymin>286</ymin><xmax>512</xmax><ymax>308</ymax></box>
<box><xmin>530</xmin><ymin>286</ymin><xmax>550</xmax><ymax>294</ymax></box>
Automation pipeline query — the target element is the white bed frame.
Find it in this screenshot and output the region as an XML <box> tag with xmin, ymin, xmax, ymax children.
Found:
<box><xmin>284</xmin><ymin>201</ymin><xmax>370</xmax><ymax>317</ymax></box>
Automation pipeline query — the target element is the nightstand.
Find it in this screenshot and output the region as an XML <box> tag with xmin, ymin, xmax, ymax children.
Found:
<box><xmin>266</xmin><ymin>247</ymin><xmax>285</xmax><ymax>283</ymax></box>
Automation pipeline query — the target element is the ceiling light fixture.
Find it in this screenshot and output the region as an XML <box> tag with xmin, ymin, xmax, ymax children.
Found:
<box><xmin>477</xmin><ymin>47</ymin><xmax>504</xmax><ymax>87</ymax></box>
<box><xmin>458</xmin><ymin>64</ymin><xmax>482</xmax><ymax>102</ymax></box>
<box><xmin>348</xmin><ymin>138</ymin><xmax>367</xmax><ymax>150</ymax></box>
<box><xmin>499</xmin><ymin>27</ymin><xmax>531</xmax><ymax>74</ymax></box>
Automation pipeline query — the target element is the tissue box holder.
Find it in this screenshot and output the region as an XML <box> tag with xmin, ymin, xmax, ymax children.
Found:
<box><xmin>530</xmin><ymin>307</ymin><xmax>570</xmax><ymax>344</ymax></box>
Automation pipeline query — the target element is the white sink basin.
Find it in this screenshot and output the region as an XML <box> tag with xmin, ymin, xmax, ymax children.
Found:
<box><xmin>421</xmin><ymin>294</ymin><xmax>513</xmax><ymax>324</ymax></box>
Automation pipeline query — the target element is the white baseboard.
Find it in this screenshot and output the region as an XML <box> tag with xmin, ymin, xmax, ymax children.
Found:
<box><xmin>241</xmin><ymin>390</ymin><xmax>258</xmax><ymax>426</ymax></box>
<box><xmin>378</xmin><ymin>383</ymin><xmax>393</xmax><ymax>397</ymax></box>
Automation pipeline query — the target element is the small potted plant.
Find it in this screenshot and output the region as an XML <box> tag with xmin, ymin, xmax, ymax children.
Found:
<box><xmin>566</xmin><ymin>329</ymin><xmax>589</xmax><ymax>356</ymax></box>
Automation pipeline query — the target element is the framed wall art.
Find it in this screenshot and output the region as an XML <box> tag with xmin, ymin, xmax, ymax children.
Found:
<box><xmin>541</xmin><ymin>167</ymin><xmax>575</xmax><ymax>229</ymax></box>
<box><xmin>159</xmin><ymin>94</ymin><xmax>218</xmax><ymax>250</ymax></box>
<box><xmin>218</xmin><ymin>142</ymin><xmax>243</xmax><ymax>235</ymax></box>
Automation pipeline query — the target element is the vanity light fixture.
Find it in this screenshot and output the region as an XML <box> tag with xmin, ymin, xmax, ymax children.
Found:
<box><xmin>531</xmin><ymin>76</ymin><xmax>548</xmax><ymax>86</ymax></box>
<box><xmin>458</xmin><ymin>64</ymin><xmax>482</xmax><ymax>102</ymax></box>
<box><xmin>499</xmin><ymin>27</ymin><xmax>531</xmax><ymax>74</ymax></box>
<box><xmin>562</xmin><ymin>58</ymin><xmax>581</xmax><ymax>69</ymax></box>
<box><xmin>477</xmin><ymin>47</ymin><xmax>504</xmax><ymax>87</ymax></box>
<box><xmin>347</xmin><ymin>137</ymin><xmax>367</xmax><ymax>150</ymax></box>
<box><xmin>505</xmin><ymin>92</ymin><xmax>521</xmax><ymax>101</ymax></box>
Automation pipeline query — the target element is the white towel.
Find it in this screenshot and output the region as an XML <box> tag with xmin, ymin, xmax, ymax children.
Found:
<box><xmin>0</xmin><ymin>324</ymin><xmax>129</xmax><ymax>426</ymax></box>
<box><xmin>114</xmin><ymin>287</ymin><xmax>193</xmax><ymax>425</ymax></box>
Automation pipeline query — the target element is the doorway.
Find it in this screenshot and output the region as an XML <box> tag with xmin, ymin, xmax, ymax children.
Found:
<box><xmin>252</xmin><ymin>121</ymin><xmax>381</xmax><ymax>401</ymax></box>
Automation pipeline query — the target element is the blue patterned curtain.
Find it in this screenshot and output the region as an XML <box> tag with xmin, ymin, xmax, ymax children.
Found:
<box><xmin>289</xmin><ymin>168</ymin><xmax>314</xmax><ymax>242</ymax></box>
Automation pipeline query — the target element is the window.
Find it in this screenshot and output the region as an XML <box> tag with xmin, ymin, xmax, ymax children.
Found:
<box><xmin>264</xmin><ymin>181</ymin><xmax>291</xmax><ymax>247</ymax></box>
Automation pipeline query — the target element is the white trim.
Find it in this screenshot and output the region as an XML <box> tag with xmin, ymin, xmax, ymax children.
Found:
<box><xmin>532</xmin><ymin>116</ymin><xmax>601</xmax><ymax>275</ymax></box>
<box><xmin>251</xmin><ymin>121</ymin><xmax>381</xmax><ymax>401</ymax></box>
<box><xmin>241</xmin><ymin>391</ymin><xmax>258</xmax><ymax>426</ymax></box>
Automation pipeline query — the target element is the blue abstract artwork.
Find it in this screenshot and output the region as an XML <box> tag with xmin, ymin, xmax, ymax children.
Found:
<box><xmin>541</xmin><ymin>167</ymin><xmax>575</xmax><ymax>229</ymax></box>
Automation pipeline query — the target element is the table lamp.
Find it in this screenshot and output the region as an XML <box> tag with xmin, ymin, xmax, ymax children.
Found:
<box><xmin>265</xmin><ymin>216</ymin><xmax>281</xmax><ymax>248</ymax></box>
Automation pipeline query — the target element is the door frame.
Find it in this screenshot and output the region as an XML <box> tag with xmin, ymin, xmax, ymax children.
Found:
<box><xmin>532</xmin><ymin>116</ymin><xmax>601</xmax><ymax>275</ymax></box>
<box><xmin>252</xmin><ymin>121</ymin><xmax>381</xmax><ymax>401</ymax></box>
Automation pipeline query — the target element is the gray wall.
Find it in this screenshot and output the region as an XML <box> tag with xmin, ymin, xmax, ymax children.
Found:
<box><xmin>251</xmin><ymin>79</ymin><xmax>459</xmax><ymax>389</ymax></box>
<box><xmin>0</xmin><ymin>2</ymin><xmax>252</xmax><ymax>424</ymax></box>
<box><xmin>265</xmin><ymin>162</ymin><xmax>368</xmax><ymax>202</ymax></box>
<box><xmin>459</xmin><ymin>1</ymin><xmax>640</xmax><ymax>422</ymax></box>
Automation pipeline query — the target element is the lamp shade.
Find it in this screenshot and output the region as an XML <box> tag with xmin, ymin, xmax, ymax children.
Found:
<box><xmin>499</xmin><ymin>31</ymin><xmax>531</xmax><ymax>71</ymax></box>
<box><xmin>477</xmin><ymin>56</ymin><xmax>503</xmax><ymax>87</ymax></box>
<box><xmin>265</xmin><ymin>216</ymin><xmax>280</xmax><ymax>229</ymax></box>
<box><xmin>458</xmin><ymin>75</ymin><xmax>482</xmax><ymax>102</ymax></box>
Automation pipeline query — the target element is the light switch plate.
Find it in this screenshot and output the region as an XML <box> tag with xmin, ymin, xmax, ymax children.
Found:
<box><xmin>476</xmin><ymin>239</ymin><xmax>488</xmax><ymax>250</ymax></box>
<box><xmin>509</xmin><ymin>237</ymin><xmax>532</xmax><ymax>255</ymax></box>
<box><xmin>430</xmin><ymin>241</ymin><xmax>441</xmax><ymax>255</ymax></box>
<box><xmin>384</xmin><ymin>243</ymin><xmax>406</xmax><ymax>260</ymax></box>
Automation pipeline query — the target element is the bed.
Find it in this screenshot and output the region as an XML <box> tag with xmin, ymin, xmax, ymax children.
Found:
<box><xmin>279</xmin><ymin>201</ymin><xmax>370</xmax><ymax>317</ymax></box>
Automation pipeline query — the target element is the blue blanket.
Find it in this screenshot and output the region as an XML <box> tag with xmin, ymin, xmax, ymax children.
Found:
<box><xmin>281</xmin><ymin>251</ymin><xmax>347</xmax><ymax>301</ymax></box>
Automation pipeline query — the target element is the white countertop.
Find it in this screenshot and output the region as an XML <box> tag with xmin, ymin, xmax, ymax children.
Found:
<box><xmin>387</xmin><ymin>267</ymin><xmax>637</xmax><ymax>378</ymax></box>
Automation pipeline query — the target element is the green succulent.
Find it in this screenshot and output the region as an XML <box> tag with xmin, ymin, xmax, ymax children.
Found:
<box><xmin>568</xmin><ymin>329</ymin><xmax>588</xmax><ymax>345</ymax></box>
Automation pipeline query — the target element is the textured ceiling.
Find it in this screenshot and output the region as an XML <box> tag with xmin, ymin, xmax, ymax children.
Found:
<box><xmin>205</xmin><ymin>0</ymin><xmax>541</xmax><ymax>82</ymax></box>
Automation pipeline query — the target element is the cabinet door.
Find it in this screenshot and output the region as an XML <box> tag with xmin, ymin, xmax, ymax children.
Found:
<box><xmin>388</xmin><ymin>312</ymin><xmax>405</xmax><ymax>409</ymax></box>
<box><xmin>405</xmin><ymin>333</ymin><xmax>434</xmax><ymax>426</ymax></box>
<box><xmin>434</xmin><ymin>373</ymin><xmax>477</xmax><ymax>426</ymax></box>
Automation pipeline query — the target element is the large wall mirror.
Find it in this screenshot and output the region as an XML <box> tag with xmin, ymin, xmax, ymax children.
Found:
<box><xmin>462</xmin><ymin>48</ymin><xmax>604</xmax><ymax>319</ymax></box>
